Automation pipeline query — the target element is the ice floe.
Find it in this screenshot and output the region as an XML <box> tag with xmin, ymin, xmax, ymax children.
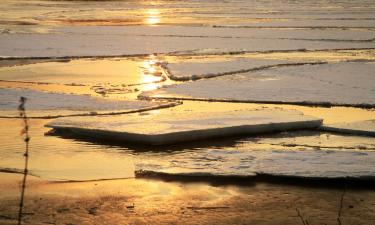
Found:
<box><xmin>143</xmin><ymin>61</ymin><xmax>375</xmax><ymax>107</ymax></box>
<box><xmin>165</xmin><ymin>58</ymin><xmax>306</xmax><ymax>81</ymax></box>
<box><xmin>0</xmin><ymin>88</ymin><xmax>173</xmax><ymax>118</ymax></box>
<box><xmin>321</xmin><ymin>120</ymin><xmax>375</xmax><ymax>137</ymax></box>
<box><xmin>135</xmin><ymin>149</ymin><xmax>375</xmax><ymax>179</ymax></box>
<box><xmin>46</xmin><ymin>109</ymin><xmax>322</xmax><ymax>145</ymax></box>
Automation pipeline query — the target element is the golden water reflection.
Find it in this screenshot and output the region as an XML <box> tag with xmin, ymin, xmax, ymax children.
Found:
<box><xmin>0</xmin><ymin>56</ymin><xmax>169</xmax><ymax>99</ymax></box>
<box><xmin>145</xmin><ymin>9</ymin><xmax>161</xmax><ymax>25</ymax></box>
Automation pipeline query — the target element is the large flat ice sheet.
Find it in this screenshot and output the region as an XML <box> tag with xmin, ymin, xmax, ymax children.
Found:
<box><xmin>46</xmin><ymin>109</ymin><xmax>322</xmax><ymax>145</ymax></box>
<box><xmin>321</xmin><ymin>120</ymin><xmax>375</xmax><ymax>137</ymax></box>
<box><xmin>143</xmin><ymin>61</ymin><xmax>375</xmax><ymax>107</ymax></box>
<box><xmin>1</xmin><ymin>27</ymin><xmax>375</xmax><ymax>57</ymax></box>
<box><xmin>0</xmin><ymin>88</ymin><xmax>171</xmax><ymax>118</ymax></box>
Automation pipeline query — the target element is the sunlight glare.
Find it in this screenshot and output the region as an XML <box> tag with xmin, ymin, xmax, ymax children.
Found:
<box><xmin>145</xmin><ymin>9</ymin><xmax>161</xmax><ymax>25</ymax></box>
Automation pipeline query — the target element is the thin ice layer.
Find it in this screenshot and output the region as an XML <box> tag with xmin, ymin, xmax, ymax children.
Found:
<box><xmin>144</xmin><ymin>61</ymin><xmax>375</xmax><ymax>107</ymax></box>
<box><xmin>46</xmin><ymin>109</ymin><xmax>322</xmax><ymax>145</ymax></box>
<box><xmin>135</xmin><ymin>149</ymin><xmax>375</xmax><ymax>179</ymax></box>
<box><xmin>321</xmin><ymin>120</ymin><xmax>375</xmax><ymax>137</ymax></box>
<box><xmin>0</xmin><ymin>88</ymin><xmax>169</xmax><ymax>118</ymax></box>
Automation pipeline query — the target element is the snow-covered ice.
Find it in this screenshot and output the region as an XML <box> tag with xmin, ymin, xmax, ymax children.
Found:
<box><xmin>46</xmin><ymin>109</ymin><xmax>322</xmax><ymax>145</ymax></box>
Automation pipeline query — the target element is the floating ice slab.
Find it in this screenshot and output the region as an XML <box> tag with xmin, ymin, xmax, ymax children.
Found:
<box><xmin>143</xmin><ymin>61</ymin><xmax>375</xmax><ymax>107</ymax></box>
<box><xmin>46</xmin><ymin>109</ymin><xmax>322</xmax><ymax>145</ymax></box>
<box><xmin>0</xmin><ymin>88</ymin><xmax>172</xmax><ymax>118</ymax></box>
<box><xmin>321</xmin><ymin>120</ymin><xmax>375</xmax><ymax>137</ymax></box>
<box><xmin>135</xmin><ymin>149</ymin><xmax>375</xmax><ymax>179</ymax></box>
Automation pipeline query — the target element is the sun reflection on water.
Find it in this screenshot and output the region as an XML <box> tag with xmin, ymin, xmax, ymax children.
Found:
<box><xmin>140</xmin><ymin>55</ymin><xmax>164</xmax><ymax>91</ymax></box>
<box><xmin>145</xmin><ymin>9</ymin><xmax>161</xmax><ymax>25</ymax></box>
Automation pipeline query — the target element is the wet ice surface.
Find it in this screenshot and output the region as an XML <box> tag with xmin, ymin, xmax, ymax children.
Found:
<box><xmin>145</xmin><ymin>61</ymin><xmax>375</xmax><ymax>107</ymax></box>
<box><xmin>46</xmin><ymin>109</ymin><xmax>321</xmax><ymax>145</ymax></box>
<box><xmin>0</xmin><ymin>88</ymin><xmax>167</xmax><ymax>118</ymax></box>
<box><xmin>322</xmin><ymin>120</ymin><xmax>375</xmax><ymax>137</ymax></box>
<box><xmin>136</xmin><ymin>149</ymin><xmax>375</xmax><ymax>179</ymax></box>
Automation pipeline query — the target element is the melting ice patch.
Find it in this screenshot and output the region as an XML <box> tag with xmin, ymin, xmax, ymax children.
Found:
<box><xmin>144</xmin><ymin>61</ymin><xmax>375</xmax><ymax>107</ymax></box>
<box><xmin>136</xmin><ymin>149</ymin><xmax>375</xmax><ymax>179</ymax></box>
<box><xmin>0</xmin><ymin>88</ymin><xmax>170</xmax><ymax>118</ymax></box>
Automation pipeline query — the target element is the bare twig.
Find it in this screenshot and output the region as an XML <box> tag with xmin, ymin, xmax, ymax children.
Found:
<box><xmin>296</xmin><ymin>208</ymin><xmax>309</xmax><ymax>225</ymax></box>
<box><xmin>337</xmin><ymin>184</ymin><xmax>347</xmax><ymax>225</ymax></box>
<box><xmin>17</xmin><ymin>96</ymin><xmax>30</xmax><ymax>225</ymax></box>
